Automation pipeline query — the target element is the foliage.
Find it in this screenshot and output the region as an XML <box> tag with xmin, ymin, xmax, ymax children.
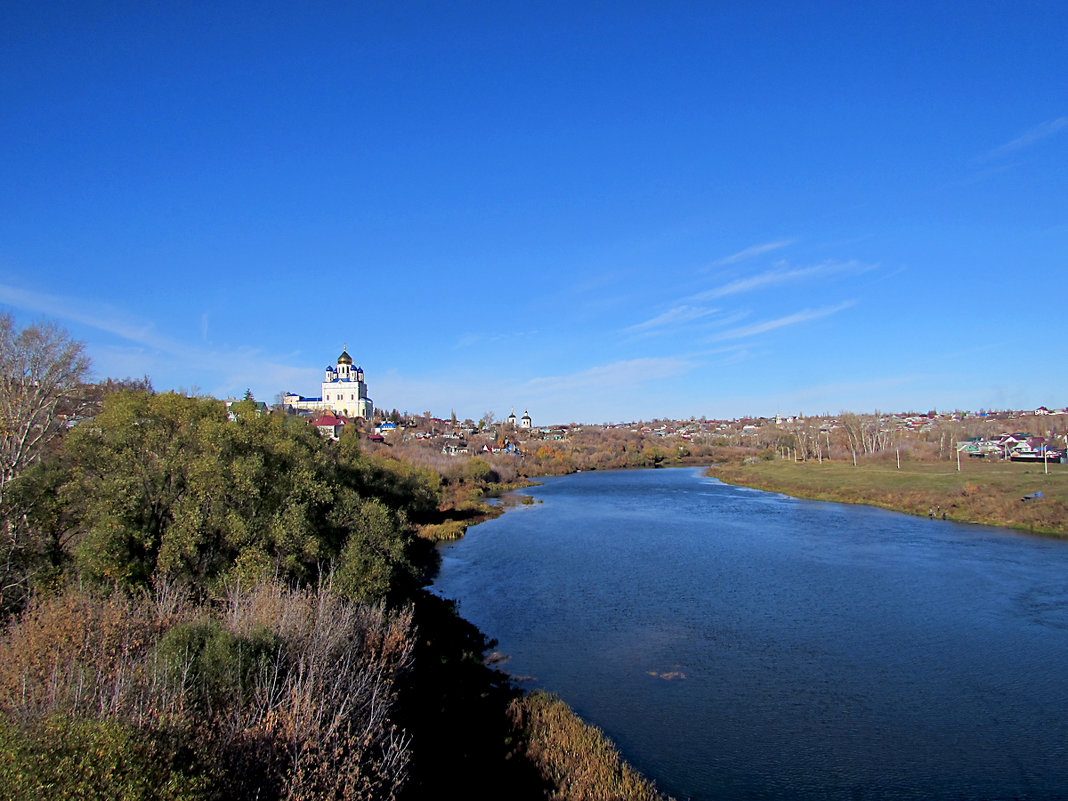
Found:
<box><xmin>10</xmin><ymin>389</ymin><xmax>430</xmax><ymax>601</ymax></box>
<box><xmin>0</xmin><ymin>715</ymin><xmax>209</xmax><ymax>801</ymax></box>
<box><xmin>346</xmin><ymin>452</ymin><xmax>443</xmax><ymax>523</ymax></box>
<box><xmin>156</xmin><ymin>618</ymin><xmax>279</xmax><ymax>717</ymax></box>
<box><xmin>332</xmin><ymin>496</ymin><xmax>414</xmax><ymax>603</ymax></box>
<box><xmin>460</xmin><ymin>457</ymin><xmax>497</xmax><ymax>485</ymax></box>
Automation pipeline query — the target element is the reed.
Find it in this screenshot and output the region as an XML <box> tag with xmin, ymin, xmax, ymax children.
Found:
<box><xmin>508</xmin><ymin>690</ymin><xmax>673</xmax><ymax>801</ymax></box>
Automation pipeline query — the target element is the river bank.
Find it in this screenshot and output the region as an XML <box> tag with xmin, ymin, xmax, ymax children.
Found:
<box><xmin>422</xmin><ymin>481</ymin><xmax>674</xmax><ymax>801</ymax></box>
<box><xmin>707</xmin><ymin>458</ymin><xmax>1068</xmax><ymax>537</ymax></box>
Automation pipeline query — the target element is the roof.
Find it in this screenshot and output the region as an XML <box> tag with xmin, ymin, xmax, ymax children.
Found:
<box><xmin>337</xmin><ymin>349</ymin><xmax>353</xmax><ymax>365</ymax></box>
<box><xmin>311</xmin><ymin>413</ymin><xmax>345</xmax><ymax>427</ymax></box>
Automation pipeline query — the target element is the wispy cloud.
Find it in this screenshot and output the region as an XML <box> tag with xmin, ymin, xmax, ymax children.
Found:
<box><xmin>0</xmin><ymin>282</ymin><xmax>160</xmax><ymax>345</ymax></box>
<box><xmin>624</xmin><ymin>305</ymin><xmax>718</xmax><ymax>333</ymax></box>
<box><xmin>0</xmin><ymin>280</ymin><xmax>310</xmax><ymax>397</ymax></box>
<box><xmin>690</xmin><ymin>260</ymin><xmax>872</xmax><ymax>302</ymax></box>
<box><xmin>455</xmin><ymin>329</ymin><xmax>540</xmax><ymax>349</ymax></box>
<box><xmin>707</xmin><ymin>239</ymin><xmax>794</xmax><ymax>269</ymax></box>
<box><xmin>523</xmin><ymin>356</ymin><xmax>696</xmax><ymax>397</ymax></box>
<box><xmin>978</xmin><ymin>116</ymin><xmax>1068</xmax><ymax>162</ymax></box>
<box><xmin>709</xmin><ymin>301</ymin><xmax>855</xmax><ymax>341</ymax></box>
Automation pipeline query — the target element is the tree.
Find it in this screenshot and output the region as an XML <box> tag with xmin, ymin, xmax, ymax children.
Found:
<box><xmin>0</xmin><ymin>315</ymin><xmax>90</xmax><ymax>506</ymax></box>
<box><xmin>18</xmin><ymin>388</ymin><xmax>437</xmax><ymax>598</ymax></box>
<box><xmin>460</xmin><ymin>458</ymin><xmax>496</xmax><ymax>486</ymax></box>
<box><xmin>0</xmin><ymin>316</ymin><xmax>90</xmax><ymax>610</ymax></box>
<box><xmin>838</xmin><ymin>413</ymin><xmax>862</xmax><ymax>466</ymax></box>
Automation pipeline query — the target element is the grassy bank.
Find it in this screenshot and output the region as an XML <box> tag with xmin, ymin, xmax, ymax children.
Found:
<box><xmin>707</xmin><ymin>458</ymin><xmax>1068</xmax><ymax>536</ymax></box>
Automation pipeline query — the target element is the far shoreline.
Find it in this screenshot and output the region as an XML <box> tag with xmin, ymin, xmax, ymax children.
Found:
<box><xmin>705</xmin><ymin>458</ymin><xmax>1068</xmax><ymax>538</ymax></box>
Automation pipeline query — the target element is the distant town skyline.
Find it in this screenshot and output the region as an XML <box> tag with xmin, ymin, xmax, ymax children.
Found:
<box><xmin>2</xmin><ymin>3</ymin><xmax>1065</xmax><ymax>423</ymax></box>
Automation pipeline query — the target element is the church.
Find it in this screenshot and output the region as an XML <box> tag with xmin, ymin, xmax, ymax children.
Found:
<box><xmin>506</xmin><ymin>408</ymin><xmax>532</xmax><ymax>429</ymax></box>
<box><xmin>283</xmin><ymin>350</ymin><xmax>374</xmax><ymax>420</ymax></box>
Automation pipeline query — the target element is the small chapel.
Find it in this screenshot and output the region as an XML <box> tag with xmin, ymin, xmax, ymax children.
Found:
<box><xmin>283</xmin><ymin>350</ymin><xmax>374</xmax><ymax>420</ymax></box>
<box><xmin>506</xmin><ymin>408</ymin><xmax>532</xmax><ymax>429</ymax></box>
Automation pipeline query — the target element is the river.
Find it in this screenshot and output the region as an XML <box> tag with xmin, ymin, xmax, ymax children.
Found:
<box><xmin>430</xmin><ymin>467</ymin><xmax>1068</xmax><ymax>800</ymax></box>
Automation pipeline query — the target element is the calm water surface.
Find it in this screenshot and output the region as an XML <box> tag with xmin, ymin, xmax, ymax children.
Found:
<box><xmin>431</xmin><ymin>467</ymin><xmax>1068</xmax><ymax>800</ymax></box>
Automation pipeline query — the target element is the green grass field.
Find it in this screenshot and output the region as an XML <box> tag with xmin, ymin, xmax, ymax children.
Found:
<box><xmin>707</xmin><ymin>457</ymin><xmax>1068</xmax><ymax>537</ymax></box>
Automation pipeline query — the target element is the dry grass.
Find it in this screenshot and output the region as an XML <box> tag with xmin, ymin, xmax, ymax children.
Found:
<box><xmin>0</xmin><ymin>577</ymin><xmax>416</xmax><ymax>800</ymax></box>
<box><xmin>708</xmin><ymin>457</ymin><xmax>1068</xmax><ymax>536</ymax></box>
<box><xmin>508</xmin><ymin>690</ymin><xmax>672</xmax><ymax>801</ymax></box>
<box><xmin>416</xmin><ymin>520</ymin><xmax>469</xmax><ymax>542</ymax></box>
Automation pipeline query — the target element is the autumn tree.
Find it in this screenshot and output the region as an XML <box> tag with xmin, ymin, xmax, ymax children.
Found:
<box><xmin>0</xmin><ymin>316</ymin><xmax>89</xmax><ymax>610</ymax></box>
<box><xmin>0</xmin><ymin>315</ymin><xmax>90</xmax><ymax>506</ymax></box>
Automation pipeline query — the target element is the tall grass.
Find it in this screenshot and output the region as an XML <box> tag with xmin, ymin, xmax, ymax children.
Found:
<box><xmin>508</xmin><ymin>690</ymin><xmax>673</xmax><ymax>801</ymax></box>
<box><xmin>0</xmin><ymin>576</ymin><xmax>415</xmax><ymax>800</ymax></box>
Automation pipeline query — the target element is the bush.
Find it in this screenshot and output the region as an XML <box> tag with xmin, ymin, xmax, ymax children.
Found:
<box><xmin>156</xmin><ymin>619</ymin><xmax>279</xmax><ymax>716</ymax></box>
<box><xmin>0</xmin><ymin>715</ymin><xmax>208</xmax><ymax>800</ymax></box>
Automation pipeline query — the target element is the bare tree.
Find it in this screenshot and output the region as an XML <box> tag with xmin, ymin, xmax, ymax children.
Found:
<box><xmin>839</xmin><ymin>412</ymin><xmax>862</xmax><ymax>466</ymax></box>
<box><xmin>0</xmin><ymin>315</ymin><xmax>90</xmax><ymax>504</ymax></box>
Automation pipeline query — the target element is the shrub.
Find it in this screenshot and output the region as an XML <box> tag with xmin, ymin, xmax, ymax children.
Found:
<box><xmin>156</xmin><ymin>619</ymin><xmax>279</xmax><ymax>717</ymax></box>
<box><xmin>0</xmin><ymin>715</ymin><xmax>208</xmax><ymax>801</ymax></box>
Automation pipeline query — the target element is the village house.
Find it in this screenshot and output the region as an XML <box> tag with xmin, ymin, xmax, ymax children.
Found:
<box><xmin>310</xmin><ymin>412</ymin><xmax>346</xmax><ymax>440</ymax></box>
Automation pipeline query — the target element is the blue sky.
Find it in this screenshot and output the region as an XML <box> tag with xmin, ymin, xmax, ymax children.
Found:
<box><xmin>2</xmin><ymin>2</ymin><xmax>1065</xmax><ymax>424</ymax></box>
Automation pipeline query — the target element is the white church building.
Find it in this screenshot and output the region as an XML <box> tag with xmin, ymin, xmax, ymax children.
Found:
<box><xmin>506</xmin><ymin>408</ymin><xmax>532</xmax><ymax>429</ymax></box>
<box><xmin>284</xmin><ymin>350</ymin><xmax>374</xmax><ymax>420</ymax></box>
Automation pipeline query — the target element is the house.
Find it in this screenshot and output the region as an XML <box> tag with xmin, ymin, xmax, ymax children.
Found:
<box><xmin>224</xmin><ymin>399</ymin><xmax>269</xmax><ymax>420</ymax></box>
<box><xmin>310</xmin><ymin>412</ymin><xmax>346</xmax><ymax>441</ymax></box>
